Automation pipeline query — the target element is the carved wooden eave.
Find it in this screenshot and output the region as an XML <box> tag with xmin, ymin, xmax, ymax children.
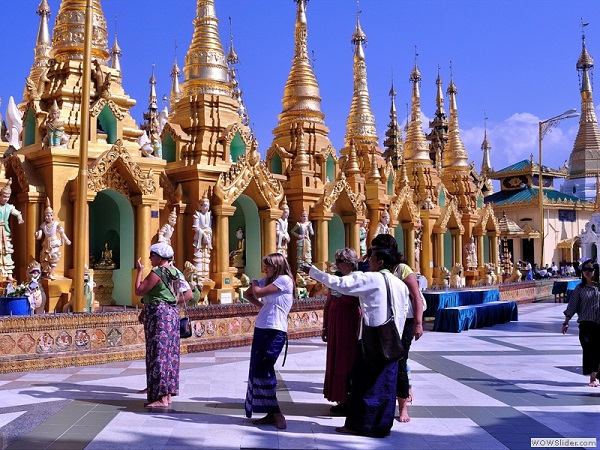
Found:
<box><xmin>214</xmin><ymin>151</ymin><xmax>284</xmax><ymax>208</ymax></box>
<box><xmin>472</xmin><ymin>203</ymin><xmax>499</xmax><ymax>235</ymax></box>
<box><xmin>89</xmin><ymin>97</ymin><xmax>124</xmax><ymax>121</ymax></box>
<box><xmin>558</xmin><ymin>237</ymin><xmax>578</xmax><ymax>249</ymax></box>
<box><xmin>3</xmin><ymin>154</ymin><xmax>44</xmax><ymax>194</ymax></box>
<box><xmin>159</xmin><ymin>172</ymin><xmax>181</xmax><ymax>206</ymax></box>
<box><xmin>87</xmin><ymin>140</ymin><xmax>157</xmax><ymax>196</ymax></box>
<box><xmin>318</xmin><ymin>143</ymin><xmax>338</xmax><ymax>163</ymax></box>
<box><xmin>220</xmin><ymin>123</ymin><xmax>253</xmax><ymax>149</ymax></box>
<box><xmin>312</xmin><ymin>174</ymin><xmax>366</xmax><ymax>216</ymax></box>
<box><xmin>521</xmin><ymin>224</ymin><xmax>540</xmax><ymax>239</ymax></box>
<box><xmin>389</xmin><ymin>185</ymin><xmax>419</xmax><ymax>223</ymax></box>
<box><xmin>161</xmin><ymin>122</ymin><xmax>191</xmax><ymax>143</ymax></box>
<box><xmin>433</xmin><ymin>199</ymin><xmax>464</xmax><ymax>233</ymax></box>
<box><xmin>266</xmin><ymin>144</ymin><xmax>293</xmax><ymax>161</ymax></box>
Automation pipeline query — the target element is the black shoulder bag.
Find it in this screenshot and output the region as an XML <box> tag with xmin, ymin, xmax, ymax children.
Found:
<box><xmin>361</xmin><ymin>272</ymin><xmax>404</xmax><ymax>365</ymax></box>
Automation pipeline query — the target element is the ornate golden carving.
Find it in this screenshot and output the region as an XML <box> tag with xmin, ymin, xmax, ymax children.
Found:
<box><xmin>88</xmin><ymin>140</ymin><xmax>156</xmax><ymax>195</ymax></box>
<box><xmin>315</xmin><ymin>176</ymin><xmax>365</xmax><ymax>216</ymax></box>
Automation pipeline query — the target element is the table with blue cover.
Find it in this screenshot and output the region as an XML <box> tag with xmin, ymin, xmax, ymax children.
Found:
<box><xmin>433</xmin><ymin>301</ymin><xmax>518</xmax><ymax>332</ymax></box>
<box><xmin>423</xmin><ymin>289</ymin><xmax>500</xmax><ymax>318</ymax></box>
<box><xmin>552</xmin><ymin>279</ymin><xmax>580</xmax><ymax>303</ymax></box>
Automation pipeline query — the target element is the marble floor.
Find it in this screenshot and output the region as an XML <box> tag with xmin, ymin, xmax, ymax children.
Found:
<box><xmin>0</xmin><ymin>301</ymin><xmax>599</xmax><ymax>449</ymax></box>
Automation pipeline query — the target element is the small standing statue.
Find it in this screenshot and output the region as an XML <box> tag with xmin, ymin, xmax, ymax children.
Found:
<box><xmin>230</xmin><ymin>227</ymin><xmax>245</xmax><ymax>269</ymax></box>
<box><xmin>276</xmin><ymin>199</ymin><xmax>290</xmax><ymax>257</ymax></box>
<box><xmin>359</xmin><ymin>218</ymin><xmax>369</xmax><ymax>258</ymax></box>
<box><xmin>26</xmin><ymin>259</ymin><xmax>46</xmax><ymax>314</ymax></box>
<box><xmin>35</xmin><ymin>198</ymin><xmax>71</xmax><ymax>280</ymax></box>
<box><xmin>465</xmin><ymin>236</ymin><xmax>477</xmax><ymax>270</ymax></box>
<box><xmin>158</xmin><ymin>208</ymin><xmax>177</xmax><ymax>245</ymax></box>
<box><xmin>193</xmin><ymin>193</ymin><xmax>213</xmax><ymax>278</ymax></box>
<box><xmin>0</xmin><ymin>179</ymin><xmax>24</xmax><ymax>280</ymax></box>
<box><xmin>42</xmin><ymin>100</ymin><xmax>69</xmax><ymax>149</ymax></box>
<box><xmin>414</xmin><ymin>218</ymin><xmax>423</xmax><ymax>271</ymax></box>
<box><xmin>290</xmin><ymin>209</ymin><xmax>314</xmax><ymax>266</ymax></box>
<box><xmin>84</xmin><ymin>266</ymin><xmax>95</xmax><ymax>312</ymax></box>
<box><xmin>374</xmin><ymin>210</ymin><xmax>391</xmax><ymax>237</ymax></box>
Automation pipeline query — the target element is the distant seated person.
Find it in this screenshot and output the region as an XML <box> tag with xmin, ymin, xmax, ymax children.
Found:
<box><xmin>534</xmin><ymin>264</ymin><xmax>550</xmax><ymax>279</ymax></box>
<box><xmin>550</xmin><ymin>262</ymin><xmax>559</xmax><ymax>277</ymax></box>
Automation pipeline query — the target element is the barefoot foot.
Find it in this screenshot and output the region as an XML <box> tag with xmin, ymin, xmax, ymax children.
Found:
<box><xmin>397</xmin><ymin>397</ymin><xmax>411</xmax><ymax>422</ymax></box>
<box><xmin>144</xmin><ymin>397</ymin><xmax>169</xmax><ymax>408</ymax></box>
<box><xmin>252</xmin><ymin>413</ymin><xmax>275</xmax><ymax>425</ymax></box>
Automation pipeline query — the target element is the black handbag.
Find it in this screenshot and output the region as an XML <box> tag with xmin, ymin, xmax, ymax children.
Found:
<box><xmin>361</xmin><ymin>273</ymin><xmax>404</xmax><ymax>365</ymax></box>
<box><xmin>180</xmin><ymin>316</ymin><xmax>192</xmax><ymax>339</ymax></box>
<box><xmin>179</xmin><ymin>291</ymin><xmax>193</xmax><ymax>339</ymax></box>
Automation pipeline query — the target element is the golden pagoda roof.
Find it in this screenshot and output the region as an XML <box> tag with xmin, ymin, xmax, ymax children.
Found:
<box><xmin>181</xmin><ymin>0</ymin><xmax>232</xmax><ymax>97</ymax></box>
<box><xmin>51</xmin><ymin>0</ymin><xmax>109</xmax><ymax>64</ymax></box>
<box><xmin>344</xmin><ymin>14</ymin><xmax>378</xmax><ymax>149</ymax></box>
<box><xmin>279</xmin><ymin>0</ymin><xmax>325</xmax><ymax>124</ymax></box>
<box><xmin>404</xmin><ymin>61</ymin><xmax>430</xmax><ymax>163</ymax></box>
<box><xmin>442</xmin><ymin>76</ymin><xmax>469</xmax><ymax>169</ymax></box>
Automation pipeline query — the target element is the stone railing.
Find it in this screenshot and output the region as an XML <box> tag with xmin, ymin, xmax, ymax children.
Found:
<box><xmin>0</xmin><ymin>298</ymin><xmax>325</xmax><ymax>374</ymax></box>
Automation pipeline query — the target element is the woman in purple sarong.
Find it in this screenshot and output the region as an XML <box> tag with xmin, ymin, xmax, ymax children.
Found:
<box><xmin>322</xmin><ymin>248</ymin><xmax>361</xmax><ymax>414</ymax></box>
<box><xmin>244</xmin><ymin>253</ymin><xmax>295</xmax><ymax>430</ymax></box>
<box><xmin>135</xmin><ymin>242</ymin><xmax>192</xmax><ymax>408</ymax></box>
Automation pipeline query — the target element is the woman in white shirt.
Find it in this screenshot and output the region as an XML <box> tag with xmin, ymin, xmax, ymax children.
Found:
<box><xmin>303</xmin><ymin>247</ymin><xmax>410</xmax><ymax>438</ymax></box>
<box><xmin>244</xmin><ymin>253</ymin><xmax>295</xmax><ymax>430</ymax></box>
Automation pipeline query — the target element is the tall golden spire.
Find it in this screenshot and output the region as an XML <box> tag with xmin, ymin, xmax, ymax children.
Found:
<box><xmin>344</xmin><ymin>11</ymin><xmax>378</xmax><ymax>150</ymax></box>
<box><xmin>109</xmin><ymin>20</ymin><xmax>121</xmax><ymax>72</ymax></box>
<box><xmin>442</xmin><ymin>68</ymin><xmax>469</xmax><ymax>168</ymax></box>
<box><xmin>404</xmin><ymin>55</ymin><xmax>430</xmax><ymax>163</ymax></box>
<box><xmin>170</xmin><ymin>41</ymin><xmax>182</xmax><ymax>107</ymax></box>
<box><xmin>383</xmin><ymin>80</ymin><xmax>403</xmax><ymax>170</ymax></box>
<box><xmin>25</xmin><ymin>0</ymin><xmax>52</xmax><ymax>101</ymax></box>
<box><xmin>279</xmin><ymin>0</ymin><xmax>325</xmax><ymax>125</ymax></box>
<box><xmin>345</xmin><ymin>139</ymin><xmax>361</xmax><ymax>176</ymax></box>
<box><xmin>566</xmin><ymin>21</ymin><xmax>600</xmax><ymax>179</ymax></box>
<box><xmin>51</xmin><ymin>0</ymin><xmax>109</xmax><ymax>64</ymax></box>
<box><xmin>181</xmin><ymin>0</ymin><xmax>232</xmax><ymax>97</ymax></box>
<box><xmin>481</xmin><ymin>113</ymin><xmax>493</xmax><ymax>174</ymax></box>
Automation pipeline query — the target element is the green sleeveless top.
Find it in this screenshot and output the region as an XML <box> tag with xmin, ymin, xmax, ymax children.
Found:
<box><xmin>142</xmin><ymin>267</ymin><xmax>178</xmax><ymax>305</ymax></box>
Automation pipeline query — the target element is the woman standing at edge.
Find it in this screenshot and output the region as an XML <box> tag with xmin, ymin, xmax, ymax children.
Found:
<box><xmin>135</xmin><ymin>242</ymin><xmax>192</xmax><ymax>407</ymax></box>
<box><xmin>244</xmin><ymin>253</ymin><xmax>295</xmax><ymax>430</ymax></box>
<box><xmin>370</xmin><ymin>233</ymin><xmax>423</xmax><ymax>422</ymax></box>
<box><xmin>322</xmin><ymin>248</ymin><xmax>361</xmax><ymax>414</ymax></box>
<box><xmin>562</xmin><ymin>258</ymin><xmax>600</xmax><ymax>387</ymax></box>
<box><xmin>302</xmin><ymin>247</ymin><xmax>409</xmax><ymax>438</ymax></box>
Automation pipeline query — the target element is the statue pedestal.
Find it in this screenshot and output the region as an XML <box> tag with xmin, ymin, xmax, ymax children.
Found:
<box><xmin>465</xmin><ymin>270</ymin><xmax>479</xmax><ymax>287</ymax></box>
<box><xmin>94</xmin><ymin>269</ymin><xmax>116</xmax><ymax>307</ymax></box>
<box><xmin>41</xmin><ymin>278</ymin><xmax>72</xmax><ymax>313</ymax></box>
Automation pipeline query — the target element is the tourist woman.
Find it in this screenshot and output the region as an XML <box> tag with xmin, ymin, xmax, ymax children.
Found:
<box><xmin>370</xmin><ymin>233</ymin><xmax>423</xmax><ymax>422</ymax></box>
<box><xmin>135</xmin><ymin>242</ymin><xmax>192</xmax><ymax>407</ymax></box>
<box><xmin>244</xmin><ymin>253</ymin><xmax>295</xmax><ymax>430</ymax></box>
<box><xmin>302</xmin><ymin>247</ymin><xmax>409</xmax><ymax>438</ymax></box>
<box><xmin>562</xmin><ymin>258</ymin><xmax>600</xmax><ymax>387</ymax></box>
<box><xmin>322</xmin><ymin>248</ymin><xmax>361</xmax><ymax>415</ymax></box>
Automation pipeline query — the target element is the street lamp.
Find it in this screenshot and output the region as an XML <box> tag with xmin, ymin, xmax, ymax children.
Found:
<box><xmin>538</xmin><ymin>109</ymin><xmax>579</xmax><ymax>268</ymax></box>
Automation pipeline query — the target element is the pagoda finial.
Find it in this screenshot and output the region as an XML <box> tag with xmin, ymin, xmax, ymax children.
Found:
<box><xmin>110</xmin><ymin>14</ymin><xmax>122</xmax><ymax>72</ymax></box>
<box><xmin>404</xmin><ymin>48</ymin><xmax>430</xmax><ymax>162</ymax></box>
<box><xmin>170</xmin><ymin>39</ymin><xmax>182</xmax><ymax>106</ymax></box>
<box><xmin>227</xmin><ymin>16</ymin><xmax>249</xmax><ymax>126</ymax></box>
<box><xmin>181</xmin><ymin>0</ymin><xmax>232</xmax><ymax>96</ymax></box>
<box><xmin>443</xmin><ymin>65</ymin><xmax>469</xmax><ymax>168</ymax></box>
<box><xmin>481</xmin><ymin>110</ymin><xmax>493</xmax><ymax>174</ymax></box>
<box><xmin>344</xmin><ymin>4</ymin><xmax>378</xmax><ymax>150</ymax></box>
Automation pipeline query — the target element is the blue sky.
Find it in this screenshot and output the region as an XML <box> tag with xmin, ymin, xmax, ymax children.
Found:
<box><xmin>1</xmin><ymin>0</ymin><xmax>598</xmax><ymax>182</ymax></box>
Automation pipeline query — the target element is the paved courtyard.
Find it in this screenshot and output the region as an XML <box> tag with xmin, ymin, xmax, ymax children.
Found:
<box><xmin>0</xmin><ymin>301</ymin><xmax>599</xmax><ymax>449</ymax></box>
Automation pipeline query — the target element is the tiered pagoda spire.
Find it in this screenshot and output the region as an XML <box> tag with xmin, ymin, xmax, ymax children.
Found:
<box><xmin>180</xmin><ymin>0</ymin><xmax>231</xmax><ymax>97</ymax></box>
<box><xmin>51</xmin><ymin>0</ymin><xmax>109</xmax><ymax>65</ymax></box>
<box><xmin>382</xmin><ymin>81</ymin><xmax>403</xmax><ymax>170</ymax></box>
<box><xmin>404</xmin><ymin>58</ymin><xmax>431</xmax><ymax>164</ymax></box>
<box><xmin>26</xmin><ymin>0</ymin><xmax>52</xmax><ymax>89</ymax></box>
<box><xmin>566</xmin><ymin>23</ymin><xmax>600</xmax><ymax>179</ymax></box>
<box><xmin>442</xmin><ymin>71</ymin><xmax>469</xmax><ymax>169</ymax></box>
<box><xmin>109</xmin><ymin>31</ymin><xmax>122</xmax><ymax>72</ymax></box>
<box><xmin>480</xmin><ymin>116</ymin><xmax>493</xmax><ymax>175</ymax></box>
<box><xmin>426</xmin><ymin>67</ymin><xmax>449</xmax><ymax>171</ymax></box>
<box><xmin>344</xmin><ymin>13</ymin><xmax>378</xmax><ymax>153</ymax></box>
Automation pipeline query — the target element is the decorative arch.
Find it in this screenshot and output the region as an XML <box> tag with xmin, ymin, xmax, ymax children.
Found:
<box><xmin>473</xmin><ymin>203</ymin><xmax>499</xmax><ymax>235</ymax></box>
<box><xmin>214</xmin><ymin>145</ymin><xmax>284</xmax><ymax>208</ymax></box>
<box><xmin>313</xmin><ymin>174</ymin><xmax>365</xmax><ymax>216</ymax></box>
<box><xmin>88</xmin><ymin>140</ymin><xmax>157</xmax><ymax>196</ymax></box>
<box><xmin>434</xmin><ymin>200</ymin><xmax>465</xmax><ymax>233</ymax></box>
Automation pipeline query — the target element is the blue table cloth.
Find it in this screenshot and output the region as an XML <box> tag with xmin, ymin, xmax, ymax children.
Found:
<box><xmin>552</xmin><ymin>279</ymin><xmax>580</xmax><ymax>295</ymax></box>
<box><xmin>434</xmin><ymin>301</ymin><xmax>518</xmax><ymax>332</ymax></box>
<box><xmin>423</xmin><ymin>289</ymin><xmax>500</xmax><ymax>318</ymax></box>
